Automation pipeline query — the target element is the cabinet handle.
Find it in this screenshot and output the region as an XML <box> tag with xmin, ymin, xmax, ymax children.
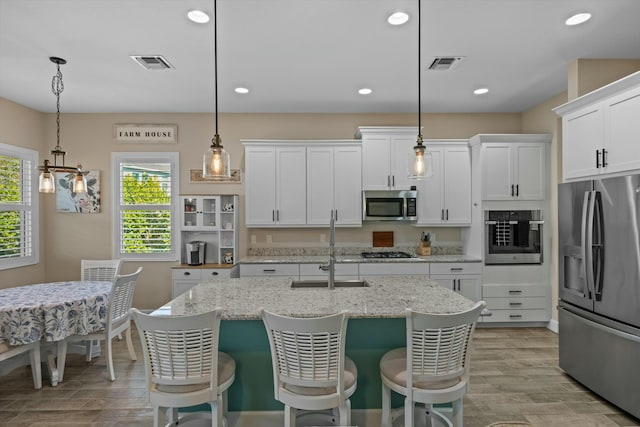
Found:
<box><xmin>516</xmin><ymin>184</ymin><xmax>519</xmax><ymax>197</ymax></box>
<box><xmin>211</xmin><ymin>271</ymin><xmax>219</xmax><ymax>276</ymax></box>
<box><xmin>272</xmin><ymin>210</ymin><xmax>275</xmax><ymax>222</ymax></box>
<box><xmin>508</xmin><ymin>290</ymin><xmax>523</xmax><ymax>294</ymax></box>
<box><xmin>183</xmin><ymin>272</ymin><xmax>191</xmax><ymax>276</ymax></box>
<box><xmin>509</xmin><ymin>302</ymin><xmax>523</xmax><ymax>306</ymax></box>
<box><xmin>596</xmin><ymin>150</ymin><xmax>601</xmax><ymax>168</ymax></box>
<box><xmin>277</xmin><ymin>210</ymin><xmax>280</xmax><ymax>221</ymax></box>
<box><xmin>450</xmin><ymin>267</ymin><xmax>463</xmax><ymax>272</ymax></box>
<box><xmin>452</xmin><ymin>279</ymin><xmax>457</xmax><ymax>291</ymax></box>
<box><xmin>388</xmin><ymin>176</ymin><xmax>391</xmax><ymax>187</ymax></box>
<box><xmin>602</xmin><ymin>148</ymin><xmax>608</xmax><ymax>167</ymax></box>
<box><xmin>392</xmin><ymin>176</ymin><xmax>395</xmax><ymax>187</ymax></box>
<box><xmin>511</xmin><ymin>184</ymin><xmax>514</xmax><ymax>197</ymax></box>
<box><xmin>335</xmin><ymin>210</ymin><xmax>338</xmax><ymax>221</ymax></box>
<box><xmin>441</xmin><ymin>209</ymin><xmax>445</xmax><ymax>220</ymax></box>
<box><xmin>457</xmin><ymin>279</ymin><xmax>461</xmax><ymax>292</ymax></box>
<box><xmin>446</xmin><ymin>209</ymin><xmax>449</xmax><ymax>220</ymax></box>
<box><xmin>263</xmin><ymin>269</ymin><xmax>276</xmax><ymax>273</ymax></box>
<box><xmin>509</xmin><ymin>314</ymin><xmax>523</xmax><ymax>319</ymax></box>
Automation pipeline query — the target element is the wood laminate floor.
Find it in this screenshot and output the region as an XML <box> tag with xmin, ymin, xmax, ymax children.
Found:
<box><xmin>0</xmin><ymin>327</ymin><xmax>638</xmax><ymax>427</ymax></box>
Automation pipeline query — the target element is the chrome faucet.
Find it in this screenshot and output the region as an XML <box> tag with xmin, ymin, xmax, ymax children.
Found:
<box><xmin>319</xmin><ymin>212</ymin><xmax>336</xmax><ymax>289</ymax></box>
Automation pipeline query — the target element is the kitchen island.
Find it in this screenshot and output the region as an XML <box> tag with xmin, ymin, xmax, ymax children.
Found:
<box><xmin>154</xmin><ymin>276</ymin><xmax>475</xmax><ymax>411</ymax></box>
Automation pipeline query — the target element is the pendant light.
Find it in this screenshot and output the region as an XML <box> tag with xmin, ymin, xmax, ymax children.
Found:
<box><xmin>38</xmin><ymin>57</ymin><xmax>87</xmax><ymax>194</ymax></box>
<box><xmin>203</xmin><ymin>0</ymin><xmax>231</xmax><ymax>179</ymax></box>
<box><xmin>408</xmin><ymin>0</ymin><xmax>432</xmax><ymax>180</ymax></box>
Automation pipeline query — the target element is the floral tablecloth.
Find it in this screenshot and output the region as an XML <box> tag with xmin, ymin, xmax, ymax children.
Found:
<box><xmin>0</xmin><ymin>281</ymin><xmax>112</xmax><ymax>346</ymax></box>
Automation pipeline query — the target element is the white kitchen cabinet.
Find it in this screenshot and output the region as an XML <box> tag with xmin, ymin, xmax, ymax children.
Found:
<box><xmin>554</xmin><ymin>71</ymin><xmax>640</xmax><ymax>181</ymax></box>
<box><xmin>306</xmin><ymin>144</ymin><xmax>362</xmax><ymax>226</ymax></box>
<box><xmin>181</xmin><ymin>196</ymin><xmax>219</xmax><ymax>230</ymax></box>
<box><xmin>359</xmin><ymin>263</ymin><xmax>429</xmax><ymax>276</ymax></box>
<box><xmin>417</xmin><ymin>142</ymin><xmax>471</xmax><ymax>226</ymax></box>
<box><xmin>482</xmin><ymin>283</ymin><xmax>548</xmax><ymax>323</ymax></box>
<box><xmin>480</xmin><ymin>137</ymin><xmax>549</xmax><ymax>201</ymax></box>
<box><xmin>179</xmin><ymin>194</ymin><xmax>239</xmax><ymax>266</ymax></box>
<box><xmin>171</xmin><ymin>267</ymin><xmax>232</xmax><ymax>298</ymax></box>
<box><xmin>430</xmin><ymin>263</ymin><xmax>481</xmax><ymax>302</ymax></box>
<box><xmin>244</xmin><ymin>144</ymin><xmax>307</xmax><ymax>226</ymax></box>
<box><xmin>358</xmin><ymin>127</ymin><xmax>419</xmax><ymax>190</ymax></box>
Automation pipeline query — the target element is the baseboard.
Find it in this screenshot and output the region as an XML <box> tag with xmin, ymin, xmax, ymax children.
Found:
<box><xmin>547</xmin><ymin>318</ymin><xmax>559</xmax><ymax>333</ymax></box>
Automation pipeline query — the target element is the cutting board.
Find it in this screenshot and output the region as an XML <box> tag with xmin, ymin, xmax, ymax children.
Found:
<box><xmin>373</xmin><ymin>231</ymin><xmax>394</xmax><ymax>247</ymax></box>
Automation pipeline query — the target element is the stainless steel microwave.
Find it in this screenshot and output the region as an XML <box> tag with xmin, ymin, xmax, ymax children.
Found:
<box><xmin>363</xmin><ymin>190</ymin><xmax>418</xmax><ymax>221</ymax></box>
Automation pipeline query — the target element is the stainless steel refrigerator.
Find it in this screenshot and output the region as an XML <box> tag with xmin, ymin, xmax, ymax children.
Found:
<box><xmin>558</xmin><ymin>174</ymin><xmax>640</xmax><ymax>418</ymax></box>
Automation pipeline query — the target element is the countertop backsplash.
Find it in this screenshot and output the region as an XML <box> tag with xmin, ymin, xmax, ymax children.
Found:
<box><xmin>247</xmin><ymin>244</ymin><xmax>463</xmax><ymax>257</ymax></box>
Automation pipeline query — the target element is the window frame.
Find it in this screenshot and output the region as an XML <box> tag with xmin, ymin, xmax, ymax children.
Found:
<box><xmin>0</xmin><ymin>143</ymin><xmax>39</xmax><ymax>270</ymax></box>
<box><xmin>111</xmin><ymin>152</ymin><xmax>179</xmax><ymax>261</ymax></box>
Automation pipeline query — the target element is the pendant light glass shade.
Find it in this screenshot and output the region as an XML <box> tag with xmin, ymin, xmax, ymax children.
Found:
<box><xmin>39</xmin><ymin>170</ymin><xmax>56</xmax><ymax>193</ymax></box>
<box><xmin>203</xmin><ymin>135</ymin><xmax>230</xmax><ymax>178</ymax></box>
<box><xmin>72</xmin><ymin>167</ymin><xmax>88</xmax><ymax>193</ymax></box>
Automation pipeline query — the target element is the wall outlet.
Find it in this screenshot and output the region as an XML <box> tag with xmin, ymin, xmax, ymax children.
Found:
<box><xmin>320</xmin><ymin>233</ymin><xmax>326</xmax><ymax>243</ymax></box>
<box><xmin>251</xmin><ymin>235</ymin><xmax>257</xmax><ymax>244</ymax></box>
<box><xmin>266</xmin><ymin>234</ymin><xmax>272</xmax><ymax>244</ymax></box>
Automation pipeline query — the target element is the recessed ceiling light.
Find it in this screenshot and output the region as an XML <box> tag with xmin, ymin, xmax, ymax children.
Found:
<box><xmin>474</xmin><ymin>88</ymin><xmax>489</xmax><ymax>95</ymax></box>
<box><xmin>387</xmin><ymin>12</ymin><xmax>409</xmax><ymax>26</ymax></box>
<box><xmin>187</xmin><ymin>10</ymin><xmax>210</xmax><ymax>24</ymax></box>
<box><xmin>565</xmin><ymin>12</ymin><xmax>591</xmax><ymax>26</ymax></box>
<box><xmin>358</xmin><ymin>88</ymin><xmax>373</xmax><ymax>95</ymax></box>
<box><xmin>235</xmin><ymin>87</ymin><xmax>249</xmax><ymax>94</ymax></box>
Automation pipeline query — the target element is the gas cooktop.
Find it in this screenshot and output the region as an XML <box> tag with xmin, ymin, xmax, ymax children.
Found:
<box><xmin>361</xmin><ymin>251</ymin><xmax>413</xmax><ymax>259</ymax></box>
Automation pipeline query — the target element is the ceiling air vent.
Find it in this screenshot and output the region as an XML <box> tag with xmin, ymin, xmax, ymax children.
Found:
<box><xmin>428</xmin><ymin>56</ymin><xmax>464</xmax><ymax>71</ymax></box>
<box><xmin>130</xmin><ymin>55</ymin><xmax>174</xmax><ymax>70</ymax></box>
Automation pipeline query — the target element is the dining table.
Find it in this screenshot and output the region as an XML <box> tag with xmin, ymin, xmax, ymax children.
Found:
<box><xmin>0</xmin><ymin>280</ymin><xmax>112</xmax><ymax>386</ymax></box>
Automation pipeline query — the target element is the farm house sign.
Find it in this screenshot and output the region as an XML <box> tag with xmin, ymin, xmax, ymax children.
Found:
<box><xmin>114</xmin><ymin>124</ymin><xmax>177</xmax><ymax>143</ymax></box>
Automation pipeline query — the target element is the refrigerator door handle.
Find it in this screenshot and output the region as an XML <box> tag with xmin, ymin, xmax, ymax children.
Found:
<box><xmin>585</xmin><ymin>190</ymin><xmax>597</xmax><ymax>300</ymax></box>
<box><xmin>593</xmin><ymin>191</ymin><xmax>605</xmax><ymax>301</ymax></box>
<box><xmin>581</xmin><ymin>191</ymin><xmax>595</xmax><ymax>299</ymax></box>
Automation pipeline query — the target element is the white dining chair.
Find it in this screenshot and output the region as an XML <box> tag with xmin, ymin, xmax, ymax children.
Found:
<box><xmin>80</xmin><ymin>259</ymin><xmax>123</xmax><ymax>360</ymax></box>
<box><xmin>0</xmin><ymin>341</ymin><xmax>42</xmax><ymax>389</ymax></box>
<box><xmin>130</xmin><ymin>308</ymin><xmax>236</xmax><ymax>427</ymax></box>
<box><xmin>379</xmin><ymin>301</ymin><xmax>486</xmax><ymax>427</ymax></box>
<box><xmin>260</xmin><ymin>309</ymin><xmax>357</xmax><ymax>427</ymax></box>
<box><xmin>81</xmin><ymin>259</ymin><xmax>123</xmax><ymax>281</ymax></box>
<box><xmin>59</xmin><ymin>267</ymin><xmax>142</xmax><ymax>382</ymax></box>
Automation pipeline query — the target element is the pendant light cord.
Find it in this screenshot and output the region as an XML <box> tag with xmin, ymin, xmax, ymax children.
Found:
<box><xmin>417</xmin><ymin>0</ymin><xmax>422</xmax><ymax>140</ymax></box>
<box><xmin>214</xmin><ymin>0</ymin><xmax>219</xmax><ymax>137</ymax></box>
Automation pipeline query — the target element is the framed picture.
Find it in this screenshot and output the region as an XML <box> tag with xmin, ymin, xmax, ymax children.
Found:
<box><xmin>189</xmin><ymin>168</ymin><xmax>242</xmax><ymax>184</ymax></box>
<box><xmin>56</xmin><ymin>170</ymin><xmax>101</xmax><ymax>213</ymax></box>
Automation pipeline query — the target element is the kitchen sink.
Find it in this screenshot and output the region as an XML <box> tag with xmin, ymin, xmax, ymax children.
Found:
<box><xmin>290</xmin><ymin>279</ymin><xmax>369</xmax><ymax>289</ymax></box>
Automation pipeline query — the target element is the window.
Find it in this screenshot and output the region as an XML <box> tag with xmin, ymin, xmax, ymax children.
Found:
<box><xmin>0</xmin><ymin>143</ymin><xmax>39</xmax><ymax>270</ymax></box>
<box><xmin>112</xmin><ymin>152</ymin><xmax>179</xmax><ymax>261</ymax></box>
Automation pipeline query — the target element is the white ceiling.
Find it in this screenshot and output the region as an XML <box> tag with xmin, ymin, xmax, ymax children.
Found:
<box><xmin>1</xmin><ymin>0</ymin><xmax>640</xmax><ymax>114</ymax></box>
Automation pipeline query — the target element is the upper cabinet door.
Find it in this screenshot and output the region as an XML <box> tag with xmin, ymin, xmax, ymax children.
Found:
<box><xmin>563</xmin><ymin>103</ymin><xmax>604</xmax><ymax>180</ymax></box>
<box><xmin>605</xmin><ymin>85</ymin><xmax>640</xmax><ymax>174</ymax></box>
<box><xmin>390</xmin><ymin>135</ymin><xmax>418</xmax><ymax>190</ymax></box>
<box><xmin>362</xmin><ymin>135</ymin><xmax>391</xmax><ymax>190</ymax></box>
<box><xmin>443</xmin><ymin>146</ymin><xmax>471</xmax><ymax>224</ymax></box>
<box><xmin>306</xmin><ymin>146</ymin><xmax>335</xmax><ymax>225</ymax></box>
<box><xmin>515</xmin><ymin>143</ymin><xmax>546</xmax><ymax>200</ymax></box>
<box><xmin>333</xmin><ymin>145</ymin><xmax>362</xmax><ymax>225</ymax></box>
<box><xmin>276</xmin><ymin>146</ymin><xmax>307</xmax><ymax>225</ymax></box>
<box><xmin>482</xmin><ymin>144</ymin><xmax>513</xmax><ymax>200</ymax></box>
<box><xmin>245</xmin><ymin>146</ymin><xmax>277</xmax><ymax>226</ymax></box>
<box><xmin>416</xmin><ymin>148</ymin><xmax>444</xmax><ymax>224</ymax></box>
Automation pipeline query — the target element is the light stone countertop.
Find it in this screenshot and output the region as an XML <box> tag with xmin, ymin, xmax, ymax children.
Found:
<box><xmin>154</xmin><ymin>276</ymin><xmax>475</xmax><ymax>320</ymax></box>
<box><xmin>238</xmin><ymin>254</ymin><xmax>481</xmax><ymax>264</ymax></box>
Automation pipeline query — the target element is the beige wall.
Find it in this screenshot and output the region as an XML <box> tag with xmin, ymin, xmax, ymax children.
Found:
<box><xmin>568</xmin><ymin>58</ymin><xmax>640</xmax><ymax>100</ymax></box>
<box><xmin>0</xmin><ymin>98</ymin><xmax>47</xmax><ymax>286</ymax></box>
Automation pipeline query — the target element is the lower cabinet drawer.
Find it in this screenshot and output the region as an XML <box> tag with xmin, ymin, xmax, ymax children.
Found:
<box><xmin>482</xmin><ymin>284</ymin><xmax>547</xmax><ymax>298</ymax></box>
<box><xmin>200</xmin><ymin>269</ymin><xmax>231</xmax><ymax>280</ymax></box>
<box><xmin>484</xmin><ymin>297</ymin><xmax>547</xmax><ymax>310</ymax></box>
<box><xmin>172</xmin><ymin>269</ymin><xmax>202</xmax><ymax>280</ymax></box>
<box><xmin>359</xmin><ymin>263</ymin><xmax>428</xmax><ymax>276</ymax></box>
<box><xmin>240</xmin><ymin>263</ymin><xmax>300</xmax><ymax>277</ymax></box>
<box><xmin>484</xmin><ymin>309</ymin><xmax>549</xmax><ymax>323</ymax></box>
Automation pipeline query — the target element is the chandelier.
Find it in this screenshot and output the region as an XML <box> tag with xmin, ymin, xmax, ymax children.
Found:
<box><xmin>38</xmin><ymin>57</ymin><xmax>87</xmax><ymax>194</ymax></box>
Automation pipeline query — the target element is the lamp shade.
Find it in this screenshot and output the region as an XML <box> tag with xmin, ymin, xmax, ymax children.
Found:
<box><xmin>203</xmin><ymin>140</ymin><xmax>230</xmax><ymax>178</ymax></box>
<box><xmin>38</xmin><ymin>171</ymin><xmax>56</xmax><ymax>193</ymax></box>
<box><xmin>408</xmin><ymin>146</ymin><xmax>433</xmax><ymax>180</ymax></box>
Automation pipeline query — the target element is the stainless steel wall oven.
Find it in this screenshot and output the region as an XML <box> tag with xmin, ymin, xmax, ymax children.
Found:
<box><xmin>484</xmin><ymin>210</ymin><xmax>543</xmax><ymax>264</ymax></box>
